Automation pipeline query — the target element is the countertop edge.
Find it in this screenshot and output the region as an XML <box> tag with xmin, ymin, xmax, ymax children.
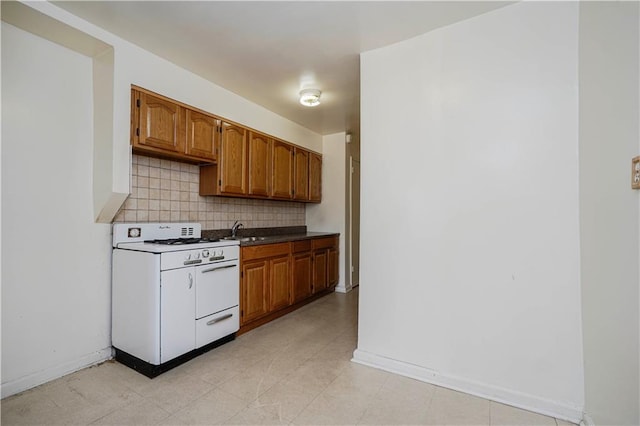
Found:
<box><xmin>238</xmin><ymin>232</ymin><xmax>339</xmax><ymax>247</ymax></box>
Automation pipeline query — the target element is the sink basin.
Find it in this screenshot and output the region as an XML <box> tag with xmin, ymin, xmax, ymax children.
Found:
<box><xmin>239</xmin><ymin>236</ymin><xmax>267</xmax><ymax>242</ymax></box>
<box><xmin>222</xmin><ymin>236</ymin><xmax>268</xmax><ymax>242</ymax></box>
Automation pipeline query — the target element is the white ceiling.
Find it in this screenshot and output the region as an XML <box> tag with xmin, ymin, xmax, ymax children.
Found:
<box><xmin>53</xmin><ymin>1</ymin><xmax>509</xmax><ymax>136</ymax></box>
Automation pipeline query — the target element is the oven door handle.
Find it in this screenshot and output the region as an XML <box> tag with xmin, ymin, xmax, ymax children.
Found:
<box><xmin>206</xmin><ymin>313</ymin><xmax>233</xmax><ymax>325</ymax></box>
<box><xmin>201</xmin><ymin>264</ymin><xmax>237</xmax><ymax>273</ymax></box>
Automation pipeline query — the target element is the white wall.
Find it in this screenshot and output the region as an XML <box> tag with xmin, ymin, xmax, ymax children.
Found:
<box><xmin>1</xmin><ymin>23</ymin><xmax>112</xmax><ymax>397</ymax></box>
<box><xmin>306</xmin><ymin>133</ymin><xmax>348</xmax><ymax>292</ymax></box>
<box><xmin>579</xmin><ymin>3</ymin><xmax>640</xmax><ymax>425</ymax></box>
<box><xmin>354</xmin><ymin>2</ymin><xmax>584</xmax><ymax>421</ymax></box>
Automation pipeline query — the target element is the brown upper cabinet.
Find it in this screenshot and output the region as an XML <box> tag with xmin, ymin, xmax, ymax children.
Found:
<box><xmin>131</xmin><ymin>86</ymin><xmax>322</xmax><ymax>202</ymax></box>
<box><xmin>200</xmin><ymin>121</ymin><xmax>248</xmax><ymax>196</ymax></box>
<box><xmin>271</xmin><ymin>140</ymin><xmax>294</xmax><ymax>199</ymax></box>
<box><xmin>309</xmin><ymin>153</ymin><xmax>322</xmax><ymax>202</ymax></box>
<box><xmin>219</xmin><ymin>122</ymin><xmax>248</xmax><ymax>195</ymax></box>
<box><xmin>293</xmin><ymin>148</ymin><xmax>309</xmax><ymax>201</ymax></box>
<box><xmin>248</xmin><ymin>132</ymin><xmax>272</xmax><ymax>197</ymax></box>
<box><xmin>134</xmin><ymin>91</ymin><xmax>185</xmax><ymax>156</ymax></box>
<box><xmin>132</xmin><ymin>88</ymin><xmax>216</xmax><ymax>163</ymax></box>
<box><xmin>185</xmin><ymin>109</ymin><xmax>217</xmax><ymax>161</ymax></box>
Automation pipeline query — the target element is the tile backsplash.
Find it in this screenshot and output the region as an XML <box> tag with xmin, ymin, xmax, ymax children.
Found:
<box><xmin>113</xmin><ymin>155</ymin><xmax>306</xmax><ymax>229</ymax></box>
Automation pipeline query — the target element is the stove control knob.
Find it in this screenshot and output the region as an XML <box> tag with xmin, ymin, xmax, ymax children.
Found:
<box><xmin>219</xmin><ymin>249</ymin><xmax>224</xmax><ymax>257</ymax></box>
<box><xmin>184</xmin><ymin>253</ymin><xmax>192</xmax><ymax>261</ymax></box>
<box><xmin>202</xmin><ymin>249</ymin><xmax>210</xmax><ymax>258</ymax></box>
<box><xmin>194</xmin><ymin>252</ymin><xmax>200</xmax><ymax>259</ymax></box>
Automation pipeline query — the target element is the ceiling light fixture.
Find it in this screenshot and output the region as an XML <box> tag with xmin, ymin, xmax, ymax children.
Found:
<box><xmin>299</xmin><ymin>88</ymin><xmax>321</xmax><ymax>107</ymax></box>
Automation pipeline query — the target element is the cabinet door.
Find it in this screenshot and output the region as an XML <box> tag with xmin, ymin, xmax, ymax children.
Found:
<box><xmin>292</xmin><ymin>252</ymin><xmax>312</xmax><ymax>303</ymax></box>
<box><xmin>160</xmin><ymin>268</ymin><xmax>195</xmax><ymax>363</ymax></box>
<box><xmin>137</xmin><ymin>91</ymin><xmax>185</xmax><ymax>154</ymax></box>
<box><xmin>248</xmin><ymin>132</ymin><xmax>271</xmax><ymax>197</ymax></box>
<box><xmin>328</xmin><ymin>247</ymin><xmax>339</xmax><ymax>287</ymax></box>
<box><xmin>186</xmin><ymin>110</ymin><xmax>217</xmax><ymax>161</ymax></box>
<box><xmin>293</xmin><ymin>148</ymin><xmax>309</xmax><ymax>201</ymax></box>
<box><xmin>241</xmin><ymin>260</ymin><xmax>269</xmax><ymax>325</ymax></box>
<box><xmin>312</xmin><ymin>250</ymin><xmax>327</xmax><ymax>294</ymax></box>
<box><xmin>309</xmin><ymin>153</ymin><xmax>322</xmax><ymax>202</ymax></box>
<box><xmin>272</xmin><ymin>140</ymin><xmax>294</xmax><ymax>199</ymax></box>
<box><xmin>269</xmin><ymin>255</ymin><xmax>291</xmax><ymax>311</ymax></box>
<box><xmin>219</xmin><ymin>122</ymin><xmax>248</xmax><ymax>195</ymax></box>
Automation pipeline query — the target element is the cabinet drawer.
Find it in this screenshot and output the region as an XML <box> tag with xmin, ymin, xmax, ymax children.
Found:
<box><xmin>196</xmin><ymin>306</ymin><xmax>239</xmax><ymax>348</ymax></box>
<box><xmin>312</xmin><ymin>236</ymin><xmax>338</xmax><ymax>250</ymax></box>
<box><xmin>292</xmin><ymin>240</ymin><xmax>311</xmax><ymax>253</ymax></box>
<box><xmin>242</xmin><ymin>242</ymin><xmax>290</xmax><ymax>261</ymax></box>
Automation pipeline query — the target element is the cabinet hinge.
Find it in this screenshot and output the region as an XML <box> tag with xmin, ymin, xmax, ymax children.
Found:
<box><xmin>219</xmin><ymin>179</ymin><xmax>222</xmax><ymax>186</ymax></box>
<box><xmin>241</xmin><ymin>271</ymin><xmax>244</xmax><ymax>278</ymax></box>
<box><xmin>241</xmin><ymin>310</ymin><xmax>244</xmax><ymax>317</ymax></box>
<box><xmin>136</xmin><ymin>128</ymin><xmax>140</xmax><ymax>136</ymax></box>
<box><xmin>136</xmin><ymin>99</ymin><xmax>140</xmax><ymax>108</ymax></box>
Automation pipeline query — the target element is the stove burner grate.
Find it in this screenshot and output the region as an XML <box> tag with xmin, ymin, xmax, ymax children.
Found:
<box><xmin>144</xmin><ymin>237</ymin><xmax>220</xmax><ymax>245</ymax></box>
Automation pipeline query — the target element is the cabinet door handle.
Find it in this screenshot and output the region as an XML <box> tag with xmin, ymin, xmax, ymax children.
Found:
<box><xmin>201</xmin><ymin>264</ymin><xmax>237</xmax><ymax>273</ymax></box>
<box><xmin>188</xmin><ymin>273</ymin><xmax>193</xmax><ymax>289</ymax></box>
<box><xmin>207</xmin><ymin>313</ymin><xmax>233</xmax><ymax>325</ymax></box>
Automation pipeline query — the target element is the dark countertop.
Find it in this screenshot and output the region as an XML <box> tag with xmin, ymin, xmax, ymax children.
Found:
<box><xmin>237</xmin><ymin>232</ymin><xmax>339</xmax><ymax>246</ymax></box>
<box><xmin>202</xmin><ymin>226</ymin><xmax>339</xmax><ymax>247</ymax></box>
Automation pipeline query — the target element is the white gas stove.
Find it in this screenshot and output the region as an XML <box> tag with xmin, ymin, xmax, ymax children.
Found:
<box><xmin>112</xmin><ymin>223</ymin><xmax>240</xmax><ymax>377</ymax></box>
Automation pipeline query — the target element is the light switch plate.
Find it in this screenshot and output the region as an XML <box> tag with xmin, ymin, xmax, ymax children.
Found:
<box><xmin>632</xmin><ymin>156</ymin><xmax>640</xmax><ymax>189</ymax></box>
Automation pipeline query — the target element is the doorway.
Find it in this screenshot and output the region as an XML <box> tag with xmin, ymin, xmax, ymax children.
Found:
<box><xmin>350</xmin><ymin>156</ymin><xmax>360</xmax><ymax>287</ymax></box>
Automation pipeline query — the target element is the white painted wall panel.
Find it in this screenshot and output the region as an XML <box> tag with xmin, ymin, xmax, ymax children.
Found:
<box><xmin>356</xmin><ymin>2</ymin><xmax>584</xmax><ymax>420</ymax></box>
<box><xmin>579</xmin><ymin>3</ymin><xmax>640</xmax><ymax>425</ymax></box>
<box><xmin>306</xmin><ymin>133</ymin><xmax>347</xmax><ymax>291</ymax></box>
<box><xmin>1</xmin><ymin>23</ymin><xmax>112</xmax><ymax>396</ymax></box>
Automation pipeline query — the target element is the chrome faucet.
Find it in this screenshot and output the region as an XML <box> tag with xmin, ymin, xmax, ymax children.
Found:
<box><xmin>231</xmin><ymin>220</ymin><xmax>244</xmax><ymax>238</ymax></box>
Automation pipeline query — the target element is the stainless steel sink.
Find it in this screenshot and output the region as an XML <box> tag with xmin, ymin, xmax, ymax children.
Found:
<box><xmin>222</xmin><ymin>236</ymin><xmax>268</xmax><ymax>242</ymax></box>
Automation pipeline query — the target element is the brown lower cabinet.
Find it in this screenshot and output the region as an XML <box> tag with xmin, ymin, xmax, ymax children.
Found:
<box><xmin>241</xmin><ymin>260</ymin><xmax>269</xmax><ymax>324</ymax></box>
<box><xmin>292</xmin><ymin>240</ymin><xmax>312</xmax><ymax>303</ymax></box>
<box><xmin>312</xmin><ymin>236</ymin><xmax>339</xmax><ymax>293</ymax></box>
<box><xmin>240</xmin><ymin>236</ymin><xmax>338</xmax><ymax>332</ymax></box>
<box><xmin>269</xmin><ymin>255</ymin><xmax>291</xmax><ymax>311</ymax></box>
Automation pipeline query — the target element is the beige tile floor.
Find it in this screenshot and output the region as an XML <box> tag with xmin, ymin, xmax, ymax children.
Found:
<box><xmin>2</xmin><ymin>288</ymin><xmax>576</xmax><ymax>425</ymax></box>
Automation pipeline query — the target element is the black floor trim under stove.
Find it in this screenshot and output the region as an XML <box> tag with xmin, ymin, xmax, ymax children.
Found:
<box><xmin>113</xmin><ymin>333</ymin><xmax>235</xmax><ymax>378</ymax></box>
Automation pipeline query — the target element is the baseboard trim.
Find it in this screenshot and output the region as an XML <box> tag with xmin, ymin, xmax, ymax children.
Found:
<box><xmin>580</xmin><ymin>413</ymin><xmax>595</xmax><ymax>426</ymax></box>
<box><xmin>1</xmin><ymin>347</ymin><xmax>113</xmax><ymax>398</ymax></box>
<box><xmin>334</xmin><ymin>284</ymin><xmax>352</xmax><ymax>293</ymax></box>
<box><xmin>352</xmin><ymin>348</ymin><xmax>583</xmax><ymax>424</ymax></box>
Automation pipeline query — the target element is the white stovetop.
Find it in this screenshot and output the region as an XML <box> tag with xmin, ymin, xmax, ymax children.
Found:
<box><xmin>115</xmin><ymin>240</ymin><xmax>239</xmax><ymax>254</ymax></box>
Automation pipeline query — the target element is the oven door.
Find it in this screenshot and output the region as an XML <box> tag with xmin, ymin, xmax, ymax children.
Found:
<box><xmin>195</xmin><ymin>260</ymin><xmax>239</xmax><ymax>319</ymax></box>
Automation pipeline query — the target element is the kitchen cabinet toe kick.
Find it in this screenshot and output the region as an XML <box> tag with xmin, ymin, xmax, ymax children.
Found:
<box><xmin>238</xmin><ymin>287</ymin><xmax>336</xmax><ymax>336</ymax></box>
